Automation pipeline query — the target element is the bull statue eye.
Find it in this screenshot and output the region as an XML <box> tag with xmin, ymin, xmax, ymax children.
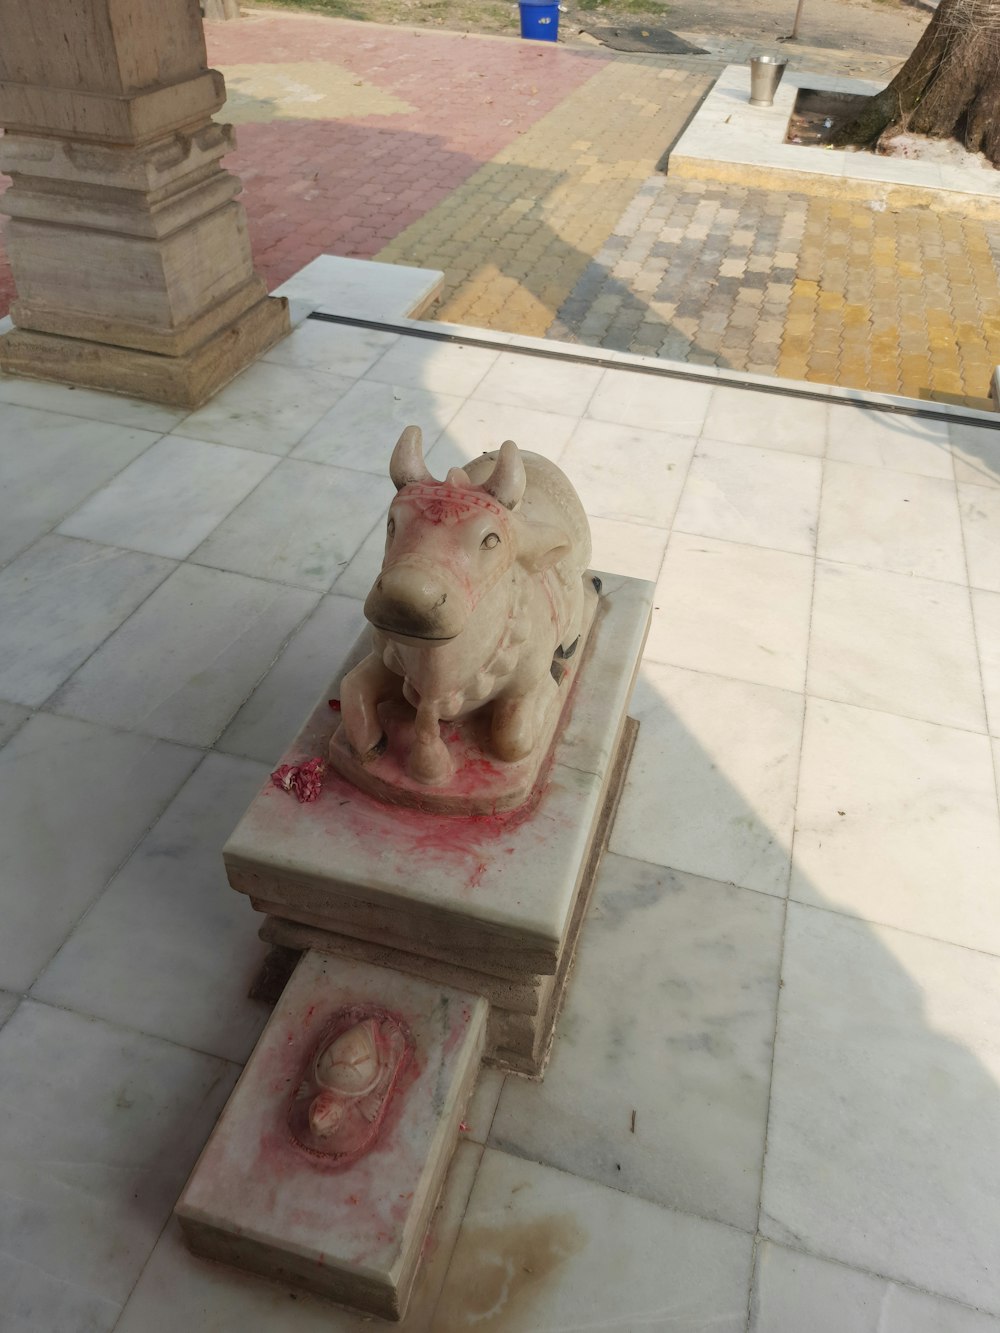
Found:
<box><xmin>387</xmin><ymin>516</ymin><xmax>396</xmax><ymax>539</ymax></box>
<box><xmin>481</xmin><ymin>532</ymin><xmax>500</xmax><ymax>550</ymax></box>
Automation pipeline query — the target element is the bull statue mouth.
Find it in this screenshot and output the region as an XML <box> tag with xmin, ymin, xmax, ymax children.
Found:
<box><xmin>369</xmin><ymin>620</ymin><xmax>458</xmax><ymax>644</ymax></box>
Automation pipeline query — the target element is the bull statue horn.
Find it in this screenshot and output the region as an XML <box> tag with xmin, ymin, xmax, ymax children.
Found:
<box><xmin>482</xmin><ymin>439</ymin><xmax>526</xmax><ymax>510</ymax></box>
<box><xmin>389</xmin><ymin>425</ymin><xmax>433</xmax><ymax>491</ymax></box>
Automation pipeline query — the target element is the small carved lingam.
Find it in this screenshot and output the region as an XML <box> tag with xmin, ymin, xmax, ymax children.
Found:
<box><xmin>329</xmin><ymin>426</ymin><xmax>597</xmax><ymax>813</ymax></box>
<box><xmin>289</xmin><ymin>1006</ymin><xmax>412</xmax><ymax>1165</ymax></box>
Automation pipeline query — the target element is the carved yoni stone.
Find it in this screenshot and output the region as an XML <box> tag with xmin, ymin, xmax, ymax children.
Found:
<box><xmin>329</xmin><ymin>426</ymin><xmax>598</xmax><ymax>813</ymax></box>
<box><xmin>288</xmin><ymin>1007</ymin><xmax>412</xmax><ymax>1165</ymax></box>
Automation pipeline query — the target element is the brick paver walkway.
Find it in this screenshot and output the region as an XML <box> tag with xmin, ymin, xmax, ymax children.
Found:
<box><xmin>1</xmin><ymin>11</ymin><xmax>998</xmax><ymax>406</ymax></box>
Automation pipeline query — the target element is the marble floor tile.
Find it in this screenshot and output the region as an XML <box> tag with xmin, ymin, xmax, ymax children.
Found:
<box><xmin>425</xmin><ymin>398</ymin><xmax>579</xmax><ymax>473</ymax></box>
<box><xmin>218</xmin><ymin>594</ymin><xmax>367</xmax><ymax>763</ymax></box>
<box><xmin>645</xmin><ymin>532</ymin><xmax>813</xmax><ymax>692</ymax></box>
<box><xmin>490</xmin><ymin>853</ymin><xmax>783</xmax><ymax>1230</ymax></box>
<box><xmin>0</xmin><ymin>713</ymin><xmax>199</xmax><ymax>993</ymax></box>
<box><xmin>0</xmin><ymin>403</ymin><xmax>157</xmax><ymax>566</ymax></box>
<box><xmin>974</xmin><ymin>589</ymin><xmax>1000</xmax><ymax>738</ymax></box>
<box><xmin>588</xmin><ymin>515</ymin><xmax>668</xmax><ymax>581</ymax></box>
<box><xmin>261</xmin><ymin>317</ymin><xmax>398</xmax><ymax>378</ymax></box>
<box><xmin>587</xmin><ymin>366</ymin><xmax>713</xmax><ymax>436</ymax></box>
<box><xmin>0</xmin><ymin>536</ymin><xmax>173</xmax><ymax>707</ymax></box>
<box><xmin>674</xmin><ymin>438</ymin><xmax>822</xmax><ymax>555</ymax></box>
<box><xmin>462</xmin><ymin>1068</ymin><xmax>505</xmax><ymax>1144</ymax></box>
<box><xmin>792</xmin><ymin>697</ymin><xmax>1000</xmax><ymax>953</ymax></box>
<box><xmin>960</xmin><ymin>483</ymin><xmax>1000</xmax><ymax>593</ymax></box>
<box><xmin>951</xmin><ymin>420</ymin><xmax>1000</xmax><ymax>490</ymax></box>
<box><xmin>34</xmin><ymin>754</ymin><xmax>274</xmax><ymax>1063</ymax></box>
<box><xmin>611</xmin><ymin>664</ymin><xmax>803</xmax><ymax>896</ymax></box>
<box><xmin>331</xmin><ymin>512</ymin><xmax>388</xmax><ymax>600</ymax></box>
<box><xmin>750</xmin><ymin>1242</ymin><xmax>1000</xmax><ymax>1333</ymax></box>
<box><xmin>807</xmin><ymin>562</ymin><xmax>985</xmax><ymax>732</ymax></box>
<box><xmin>58</xmin><ymin>436</ymin><xmax>277</xmax><ymax>559</ymax></box>
<box><xmin>827</xmin><ymin>405</ymin><xmax>952</xmax><ymax>479</ymax></box>
<box><xmin>473</xmin><ymin>350</ymin><xmax>603</xmax><ymax>416</ymax></box>
<box><xmin>0</xmin><ymin>370</ymin><xmax>185</xmax><ymax>432</ymax></box>
<box><xmin>819</xmin><ymin>461</ymin><xmax>966</xmax><ymax>583</ymax></box>
<box><xmin>431</xmin><ymin>1148</ymin><xmax>753</xmax><ymax>1332</ymax></box>
<box><xmin>50</xmin><ymin>564</ymin><xmax>317</xmax><ymax>746</ymax></box>
<box><xmin>0</xmin><ymin>992</ymin><xmax>19</xmax><ymax>1029</ymax></box>
<box><xmin>0</xmin><ymin>701</ymin><xmax>31</xmax><ymax>750</ymax></box>
<box><xmin>0</xmin><ymin>1002</ymin><xmax>236</xmax><ymax>1331</ymax></box>
<box><xmin>170</xmin><ymin>361</ymin><xmax>355</xmax><ymax>456</ymax></box>
<box><xmin>291</xmin><ymin>378</ymin><xmax>463</xmax><ymax>472</ymax></box>
<box><xmin>702</xmin><ymin>384</ymin><xmax>828</xmax><ymax>457</ymax></box>
<box><xmin>761</xmin><ymin>904</ymin><xmax>1000</xmax><ymax>1315</ymax></box>
<box><xmin>365</xmin><ymin>337</ymin><xmax>498</xmax><ymax>397</ymax></box>
<box><xmin>192</xmin><ymin>458</ymin><xmax>387</xmax><ymax>592</ymax></box>
<box><xmin>116</xmin><ymin>1143</ymin><xmax>484</xmax><ymax>1333</ymax></box>
<box><xmin>558</xmin><ymin>418</ymin><xmax>696</xmax><ymax>527</ymax></box>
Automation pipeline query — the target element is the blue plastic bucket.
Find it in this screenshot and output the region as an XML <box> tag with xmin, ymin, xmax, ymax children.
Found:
<box><xmin>519</xmin><ymin>0</ymin><xmax>559</xmax><ymax>42</ymax></box>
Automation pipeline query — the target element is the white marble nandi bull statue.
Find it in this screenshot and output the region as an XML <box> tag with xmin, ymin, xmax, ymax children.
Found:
<box><xmin>333</xmin><ymin>426</ymin><xmax>594</xmax><ymax>801</ymax></box>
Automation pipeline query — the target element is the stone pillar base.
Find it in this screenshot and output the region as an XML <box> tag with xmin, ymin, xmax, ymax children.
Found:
<box><xmin>0</xmin><ymin>292</ymin><xmax>289</xmax><ymax>409</ymax></box>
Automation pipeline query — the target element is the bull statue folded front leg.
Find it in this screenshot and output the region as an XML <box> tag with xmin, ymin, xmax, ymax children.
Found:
<box><xmin>333</xmin><ymin>425</ymin><xmax>594</xmax><ymax>804</ymax></box>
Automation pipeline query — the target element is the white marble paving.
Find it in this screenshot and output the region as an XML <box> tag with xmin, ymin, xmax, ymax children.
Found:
<box><xmin>433</xmin><ymin>1148</ymin><xmax>753</xmax><ymax>1331</ymax></box>
<box><xmin>808</xmin><ymin>560</ymin><xmax>986</xmax><ymax>732</ymax></box>
<box><xmin>762</xmin><ymin>904</ymin><xmax>1000</xmax><ymax>1316</ymax></box>
<box><xmin>292</xmin><ymin>377</ymin><xmax>463</xmax><ymax>471</ymax></box>
<box><xmin>50</xmin><ymin>564</ymin><xmax>317</xmax><ymax>745</ymax></box>
<box><xmin>792</xmin><ymin>697</ymin><xmax>1000</xmax><ymax>954</ymax></box>
<box><xmin>3</xmin><ymin>278</ymin><xmax>1000</xmax><ymax>1329</ymax></box>
<box><xmin>58</xmin><ymin>435</ymin><xmax>278</xmax><ymax>558</ymax></box>
<box><xmin>559</xmin><ymin>417</ymin><xmax>696</xmax><ymax>527</ymax></box>
<box><xmin>191</xmin><ymin>458</ymin><xmax>388</xmax><ymax>591</ymax></box>
<box><xmin>0</xmin><ymin>403</ymin><xmax>158</xmax><ymax>566</ymax></box>
<box><xmin>490</xmin><ymin>852</ymin><xmax>783</xmax><ymax>1230</ymax></box>
<box><xmin>827</xmin><ymin>405</ymin><xmax>953</xmax><ymax>479</ymax></box>
<box><xmin>702</xmin><ymin>383</ymin><xmax>828</xmax><ymax>457</ymax></box>
<box><xmin>674</xmin><ymin>437</ymin><xmax>822</xmax><ymax>555</ymax></box>
<box><xmin>0</xmin><ymin>1001</ymin><xmax>236</xmax><ymax>1332</ymax></box>
<box><xmin>646</xmin><ymin>532</ymin><xmax>813</xmax><ymax>691</ymax></box>
<box><xmin>960</xmin><ymin>482</ymin><xmax>1000</xmax><ymax>592</ymax></box>
<box><xmin>0</xmin><ymin>536</ymin><xmax>174</xmax><ymax>707</ymax></box>
<box><xmin>750</xmin><ymin>1242</ymin><xmax>1000</xmax><ymax>1333</ymax></box>
<box><xmin>974</xmin><ymin>589</ymin><xmax>1000</xmax><ymax>738</ymax></box>
<box><xmin>951</xmin><ymin>420</ymin><xmax>1000</xmax><ymax>489</ymax></box>
<box><xmin>473</xmin><ymin>349</ymin><xmax>604</xmax><ymax>417</ymax></box>
<box><xmin>588</xmin><ymin>365</ymin><xmax>713</xmax><ymax>435</ymax></box>
<box><xmin>170</xmin><ymin>359</ymin><xmax>356</xmax><ymax>455</ymax></box>
<box><xmin>612</xmin><ymin>664</ymin><xmax>803</xmax><ymax>896</ymax></box>
<box><xmin>0</xmin><ymin>701</ymin><xmax>30</xmax><ymax>749</ymax></box>
<box><xmin>33</xmin><ymin>753</ymin><xmax>273</xmax><ymax>1063</ymax></box>
<box><xmin>0</xmin><ymin>713</ymin><xmax>200</xmax><ymax>993</ymax></box>
<box><xmin>218</xmin><ymin>593</ymin><xmax>366</xmax><ymax>763</ymax></box>
<box><xmin>819</xmin><ymin>460</ymin><xmax>966</xmax><ymax>583</ymax></box>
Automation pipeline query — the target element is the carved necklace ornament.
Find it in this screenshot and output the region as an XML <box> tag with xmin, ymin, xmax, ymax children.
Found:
<box><xmin>288</xmin><ymin>1006</ymin><xmax>413</xmax><ymax>1166</ymax></box>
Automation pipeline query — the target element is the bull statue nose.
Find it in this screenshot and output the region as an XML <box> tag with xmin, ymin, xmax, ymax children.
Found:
<box><xmin>366</xmin><ymin>565</ymin><xmax>458</xmax><ymax>640</ymax></box>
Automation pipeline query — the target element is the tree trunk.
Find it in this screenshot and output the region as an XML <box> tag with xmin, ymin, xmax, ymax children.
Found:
<box><xmin>831</xmin><ymin>0</ymin><xmax>1000</xmax><ymax>167</ymax></box>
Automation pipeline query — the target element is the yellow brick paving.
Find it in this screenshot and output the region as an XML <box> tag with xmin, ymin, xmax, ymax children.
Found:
<box><xmin>377</xmin><ymin>58</ymin><xmax>714</xmax><ymax>336</ymax></box>
<box><xmin>375</xmin><ymin>47</ymin><xmax>1000</xmax><ymax>407</ymax></box>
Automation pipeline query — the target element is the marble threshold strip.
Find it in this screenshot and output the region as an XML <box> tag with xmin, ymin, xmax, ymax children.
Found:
<box><xmin>306</xmin><ymin>309</ymin><xmax>1000</xmax><ymax>433</ymax></box>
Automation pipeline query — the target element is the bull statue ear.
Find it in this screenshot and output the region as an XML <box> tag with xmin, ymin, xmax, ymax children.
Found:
<box><xmin>389</xmin><ymin>425</ymin><xmax>433</xmax><ymax>491</ymax></box>
<box><xmin>482</xmin><ymin>439</ymin><xmax>526</xmax><ymax>510</ymax></box>
<box><xmin>518</xmin><ymin>520</ymin><xmax>571</xmax><ymax>574</ymax></box>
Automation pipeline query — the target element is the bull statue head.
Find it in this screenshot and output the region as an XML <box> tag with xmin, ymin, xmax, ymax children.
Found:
<box><xmin>364</xmin><ymin>425</ymin><xmax>571</xmax><ymax>644</ymax></box>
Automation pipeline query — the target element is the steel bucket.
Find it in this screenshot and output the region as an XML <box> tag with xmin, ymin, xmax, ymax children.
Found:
<box><xmin>749</xmin><ymin>54</ymin><xmax>787</xmax><ymax>107</ymax></box>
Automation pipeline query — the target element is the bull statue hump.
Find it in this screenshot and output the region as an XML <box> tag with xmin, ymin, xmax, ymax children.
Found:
<box><xmin>328</xmin><ymin>425</ymin><xmax>599</xmax><ymax>814</ymax></box>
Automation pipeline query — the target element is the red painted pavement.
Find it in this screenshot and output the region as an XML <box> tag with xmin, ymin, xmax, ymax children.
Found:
<box><xmin>0</xmin><ymin>17</ymin><xmax>607</xmax><ymax>318</ymax></box>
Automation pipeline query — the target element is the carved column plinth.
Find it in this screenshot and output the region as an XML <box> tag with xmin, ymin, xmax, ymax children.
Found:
<box><xmin>0</xmin><ymin>0</ymin><xmax>288</xmax><ymax>407</ymax></box>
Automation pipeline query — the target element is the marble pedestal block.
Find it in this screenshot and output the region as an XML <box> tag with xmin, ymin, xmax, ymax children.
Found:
<box><xmin>177</xmin><ymin>951</ymin><xmax>487</xmax><ymax>1320</ymax></box>
<box><xmin>225</xmin><ymin>572</ymin><xmax>653</xmax><ymax>1076</ymax></box>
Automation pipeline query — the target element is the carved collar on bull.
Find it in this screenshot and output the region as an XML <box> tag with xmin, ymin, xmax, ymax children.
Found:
<box><xmin>327</xmin><ymin>425</ymin><xmax>600</xmax><ymax>815</ymax></box>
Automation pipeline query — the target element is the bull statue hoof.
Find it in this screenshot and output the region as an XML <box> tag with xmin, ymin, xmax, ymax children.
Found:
<box><xmin>328</xmin><ymin>425</ymin><xmax>598</xmax><ymax>814</ymax></box>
